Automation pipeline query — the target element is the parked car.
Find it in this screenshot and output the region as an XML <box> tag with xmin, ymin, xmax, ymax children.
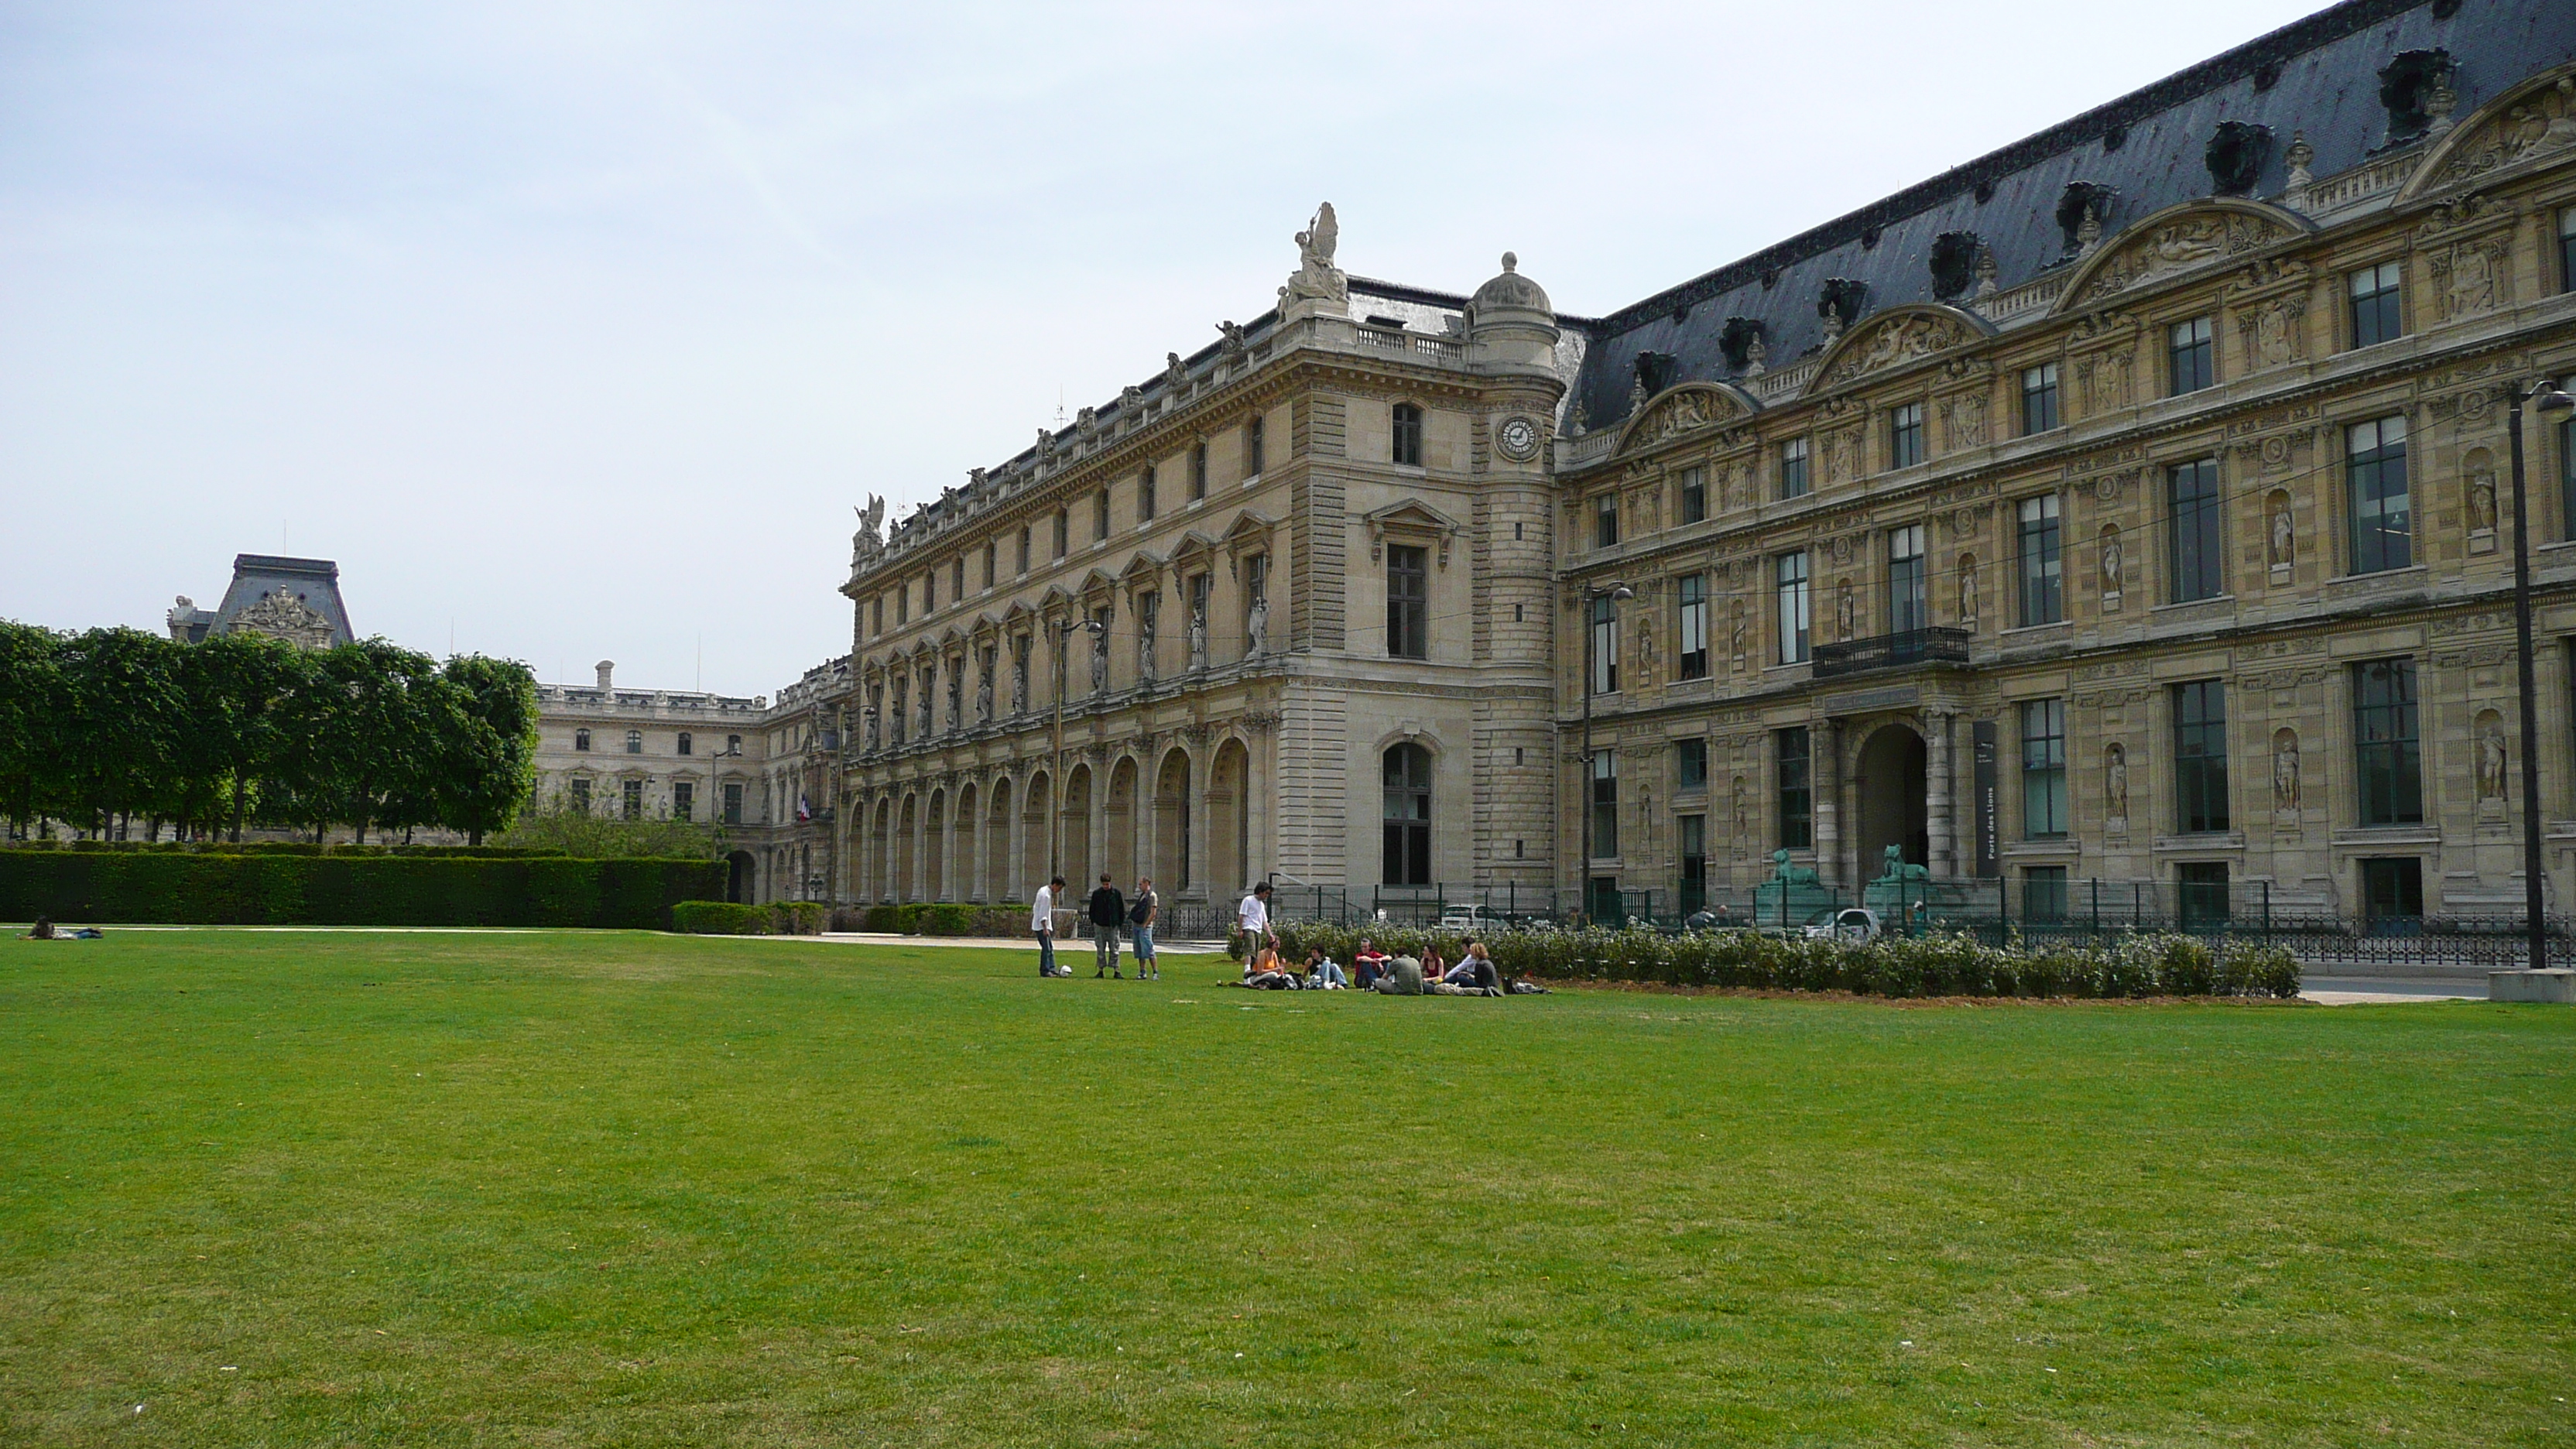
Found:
<box><xmin>1435</xmin><ymin>903</ymin><xmax>1488</xmax><ymax>933</ymax></box>
<box><xmin>1804</xmin><ymin>906</ymin><xmax>1880</xmax><ymax>943</ymax></box>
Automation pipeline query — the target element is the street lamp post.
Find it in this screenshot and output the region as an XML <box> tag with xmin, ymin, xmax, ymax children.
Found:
<box><xmin>2506</xmin><ymin>377</ymin><xmax>2574</xmax><ymax>972</ymax></box>
<box><xmin>1578</xmin><ymin>581</ymin><xmax>1633</xmax><ymax>923</ymax></box>
<box><xmin>1049</xmin><ymin>614</ymin><xmax>1105</xmax><ymax>881</ymax></box>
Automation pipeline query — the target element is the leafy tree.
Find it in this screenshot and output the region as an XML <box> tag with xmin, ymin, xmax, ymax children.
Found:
<box><xmin>180</xmin><ymin>631</ymin><xmax>309</xmax><ymax>842</ymax></box>
<box><xmin>437</xmin><ymin>655</ymin><xmax>541</xmax><ymax>844</ymax></box>
<box><xmin>56</xmin><ymin>629</ymin><xmax>187</xmax><ymax>837</ymax></box>
<box><xmin>495</xmin><ymin>790</ymin><xmax>724</xmax><ymax>860</ymax></box>
<box><xmin>0</xmin><ymin>622</ymin><xmax>66</xmax><ymax>834</ymax></box>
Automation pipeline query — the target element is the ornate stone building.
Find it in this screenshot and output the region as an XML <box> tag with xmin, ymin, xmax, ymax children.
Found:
<box><xmin>838</xmin><ymin>207</ymin><xmax>1579</xmax><ymax>921</ymax></box>
<box><xmin>835</xmin><ymin>0</ymin><xmax>2576</xmax><ymax>927</ymax></box>
<box><xmin>166</xmin><ymin>554</ymin><xmax>353</xmax><ymax>649</ymax></box>
<box><xmin>1554</xmin><ymin>0</ymin><xmax>2576</xmax><ymax>923</ymax></box>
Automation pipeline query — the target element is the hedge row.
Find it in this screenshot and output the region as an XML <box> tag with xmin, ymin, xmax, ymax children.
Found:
<box><xmin>0</xmin><ymin>851</ymin><xmax>721</xmax><ymax>929</ymax></box>
<box><xmin>856</xmin><ymin>903</ymin><xmax>1024</xmax><ymax>937</ymax></box>
<box><xmin>1269</xmin><ymin>923</ymin><xmax>2303</xmax><ymax>1000</ymax></box>
<box><xmin>2</xmin><ymin>841</ymin><xmax>570</xmax><ymax>858</ymax></box>
<box><xmin>670</xmin><ymin>901</ymin><xmax>830</xmax><ymax>936</ymax></box>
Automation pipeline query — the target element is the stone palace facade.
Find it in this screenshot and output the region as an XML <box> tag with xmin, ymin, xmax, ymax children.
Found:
<box><xmin>833</xmin><ymin>0</ymin><xmax>2576</xmax><ymax>926</ymax></box>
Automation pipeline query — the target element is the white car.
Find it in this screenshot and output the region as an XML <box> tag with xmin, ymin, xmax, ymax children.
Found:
<box><xmin>1436</xmin><ymin>903</ymin><xmax>1487</xmax><ymax>933</ymax></box>
<box><xmin>1804</xmin><ymin>907</ymin><xmax>1880</xmax><ymax>943</ymax></box>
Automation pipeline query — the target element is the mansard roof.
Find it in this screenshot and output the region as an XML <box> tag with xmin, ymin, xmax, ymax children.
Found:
<box><xmin>1568</xmin><ymin>0</ymin><xmax>2576</xmax><ymax>429</ymax></box>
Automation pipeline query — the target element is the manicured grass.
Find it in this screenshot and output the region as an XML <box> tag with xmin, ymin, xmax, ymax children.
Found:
<box><xmin>2</xmin><ymin>930</ymin><xmax>2571</xmax><ymax>1447</ymax></box>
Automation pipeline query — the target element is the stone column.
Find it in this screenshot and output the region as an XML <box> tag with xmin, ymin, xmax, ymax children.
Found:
<box><xmin>1186</xmin><ymin>755</ymin><xmax>1212</xmax><ymax>899</ymax></box>
<box><xmin>938</xmin><ymin>786</ymin><xmax>960</xmax><ymax>902</ymax></box>
<box><xmin>1001</xmin><ymin>780</ymin><xmax>1024</xmax><ymax>906</ymax></box>
<box><xmin>1088</xmin><ymin>757</ymin><xmax>1111</xmax><ymax>892</ymax></box>
<box><xmin>909</xmin><ymin>788</ymin><xmax>929</xmax><ymax>903</ymax></box>
<box><xmin>1814</xmin><ymin>718</ymin><xmax>1843</xmax><ymax>889</ymax></box>
<box><xmin>1926</xmin><ymin>710</ymin><xmax>1956</xmax><ymax>878</ymax></box>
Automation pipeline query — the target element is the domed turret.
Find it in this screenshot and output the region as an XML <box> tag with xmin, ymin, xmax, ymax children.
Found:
<box><xmin>1468</xmin><ymin>252</ymin><xmax>1559</xmax><ymax>373</ymax></box>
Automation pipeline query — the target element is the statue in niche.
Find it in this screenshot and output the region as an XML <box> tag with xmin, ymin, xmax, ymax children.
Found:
<box><xmin>947</xmin><ymin>667</ymin><xmax>962</xmax><ymax>731</ymax></box>
<box><xmin>2105</xmin><ymin>743</ymin><xmax>2129</xmax><ymax>824</ymax></box>
<box><xmin>2269</xmin><ymin>496</ymin><xmax>2296</xmax><ymax>569</ymax></box>
<box><xmin>1245</xmin><ymin>593</ymin><xmax>1269</xmax><ymax>658</ymax></box>
<box><xmin>1189</xmin><ymin>596</ymin><xmax>1209</xmax><ymax>670</ymax></box>
<box><xmin>1731</xmin><ymin>780</ymin><xmax>1749</xmax><ymax>841</ymax></box>
<box><xmin>1957</xmin><ymin>556</ymin><xmax>1980</xmax><ymax>632</ymax></box>
<box><xmin>2478</xmin><ymin>713</ymin><xmax>2509</xmax><ymax>801</ymax></box>
<box><xmin>1137</xmin><ymin>594</ymin><xmax>1159</xmax><ymax>684</ymax></box>
<box><xmin>1835</xmin><ymin>579</ymin><xmax>1855</xmax><ymax>639</ymax></box>
<box><xmin>2469</xmin><ymin>467</ymin><xmax>2499</xmax><ymax>535</ymax></box>
<box><xmin>2273</xmin><ymin>729</ymin><xmax>2300</xmax><ymax>813</ymax></box>
<box><xmin>2101</xmin><ymin>529</ymin><xmax>2124</xmax><ymax>598</ymax></box>
<box><xmin>2249</xmin><ymin>300</ymin><xmax>2299</xmax><ymax>368</ymax></box>
<box><xmin>1090</xmin><ymin>622</ymin><xmax>1109</xmax><ymax>694</ymax></box>
<box><xmin>975</xmin><ymin>651</ymin><xmax>994</xmax><ymax>721</ymax></box>
<box><xmin>1728</xmin><ymin>598</ymin><xmax>1749</xmax><ymax>657</ymax></box>
<box><xmin>1011</xmin><ymin>637</ymin><xmax>1029</xmax><ymax>714</ymax></box>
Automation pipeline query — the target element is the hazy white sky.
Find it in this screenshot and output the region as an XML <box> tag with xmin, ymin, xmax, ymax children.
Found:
<box><xmin>0</xmin><ymin>0</ymin><xmax>2330</xmax><ymax>696</ymax></box>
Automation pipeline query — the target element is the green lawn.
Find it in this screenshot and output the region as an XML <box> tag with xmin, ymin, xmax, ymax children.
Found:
<box><xmin>2</xmin><ymin>931</ymin><xmax>2571</xmax><ymax>1447</ymax></box>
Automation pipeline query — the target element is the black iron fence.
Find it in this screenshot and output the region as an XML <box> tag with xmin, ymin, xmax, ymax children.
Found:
<box><xmin>1260</xmin><ymin>875</ymin><xmax>2569</xmax><ymax>970</ymax></box>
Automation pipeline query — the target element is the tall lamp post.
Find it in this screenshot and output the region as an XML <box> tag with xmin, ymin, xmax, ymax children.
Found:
<box><xmin>1049</xmin><ymin>613</ymin><xmax>1106</xmax><ymax>881</ymax></box>
<box><xmin>1579</xmin><ymin>581</ymin><xmax>1633</xmax><ymax>923</ymax></box>
<box><xmin>2507</xmin><ymin>377</ymin><xmax>2574</xmax><ymax>971</ymax></box>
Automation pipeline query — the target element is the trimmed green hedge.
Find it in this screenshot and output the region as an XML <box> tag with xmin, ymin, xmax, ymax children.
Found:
<box><xmin>845</xmin><ymin>903</ymin><xmax>1028</xmax><ymax>937</ymax></box>
<box><xmin>774</xmin><ymin>902</ymin><xmax>828</xmax><ymax>936</ymax></box>
<box><xmin>1269</xmin><ymin>923</ymin><xmax>2301</xmax><ymax>1000</ymax></box>
<box><xmin>673</xmin><ymin>901</ymin><xmax>772</xmax><ymax>935</ymax></box>
<box><xmin>5</xmin><ymin>841</ymin><xmax>572</xmax><ymax>858</ymax></box>
<box><xmin>0</xmin><ymin>851</ymin><xmax>720</xmax><ymax>929</ymax></box>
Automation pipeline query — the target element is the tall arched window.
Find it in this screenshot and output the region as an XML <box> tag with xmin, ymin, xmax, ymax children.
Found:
<box><xmin>1382</xmin><ymin>743</ymin><xmax>1432</xmax><ymax>885</ymax></box>
<box><xmin>677</xmin><ymin>731</ymin><xmax>694</xmax><ymax>756</ymax></box>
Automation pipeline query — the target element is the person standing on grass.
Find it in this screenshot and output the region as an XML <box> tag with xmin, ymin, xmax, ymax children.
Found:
<box><xmin>1032</xmin><ymin>875</ymin><xmax>1067</xmax><ymax>978</ymax></box>
<box><xmin>1088</xmin><ymin>873</ymin><xmax>1127</xmax><ymax>978</ymax></box>
<box><xmin>1237</xmin><ymin>880</ymin><xmax>1273</xmax><ymax>961</ymax></box>
<box><xmin>1130</xmin><ymin>875</ymin><xmax>1160</xmax><ymax>981</ymax></box>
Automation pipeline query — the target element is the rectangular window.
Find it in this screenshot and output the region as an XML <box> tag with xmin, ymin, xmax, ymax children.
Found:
<box><xmin>1676</xmin><ymin>573</ymin><xmax>1709</xmax><ymax>680</ymax></box>
<box><xmin>896</xmin><ymin>584</ymin><xmax>908</xmax><ymax>625</ymax></box>
<box><xmin>1391</xmin><ymin>402</ymin><xmax>1423</xmax><ymax>467</ymax></box>
<box><xmin>1016</xmin><ymin>527</ymin><xmax>1030</xmax><ymax>574</ymax></box>
<box><xmin>621</xmin><ymin>779</ymin><xmax>643</xmax><ymax>821</ymax></box>
<box><xmin>982</xmin><ymin>543</ymin><xmax>995</xmax><ymax>588</ymax></box>
<box><xmin>1889</xmin><ymin>401</ymin><xmax>1926</xmax><ymax>469</ymax></box>
<box><xmin>1887</xmin><ymin>523</ymin><xmax>1927</xmax><ymax>635</ymax></box>
<box><xmin>2361</xmin><ymin>858</ymin><xmax>2424</xmax><ymax>922</ymax></box>
<box><xmin>2021</xmin><ymin>361</ymin><xmax>2060</xmax><ymax>434</ymax></box>
<box><xmin>2348</xmin><ymin>261</ymin><xmax>2404</xmax><ymax>348</ymax></box>
<box><xmin>625</xmin><ymin>729</ymin><xmax>642</xmax><ymax>755</ymax></box>
<box><xmin>1588</xmin><ymin>593</ymin><xmax>1619</xmax><ymax>694</ymax></box>
<box><xmin>1245</xmin><ymin>415</ymin><xmax>1265</xmax><ymax>477</ymax></box>
<box><xmin>2017</xmin><ymin>494</ymin><xmax>2062</xmax><ymax>625</ymax></box>
<box><xmin>1776</xmin><ymin>726</ymin><xmax>1812</xmax><ymax>850</ymax></box>
<box><xmin>1590</xmin><ymin>751</ymin><xmax>1619</xmax><ymax>858</ymax></box>
<box><xmin>2019</xmin><ymin>698</ymin><xmax>2067</xmax><ymax>838</ymax></box>
<box><xmin>1677</xmin><ymin>814</ymin><xmax>1707</xmax><ymax>916</ymax></box>
<box><xmin>1594</xmin><ymin>494</ymin><xmax>1619</xmax><ymax>550</ymax></box>
<box><xmin>2347</xmin><ymin>415</ymin><xmax>2411</xmax><ymax>574</ymax></box>
<box><xmin>677</xmin><ymin>733</ymin><xmax>693</xmax><ymax>756</ymax></box>
<box><xmin>1053</xmin><ymin>509</ymin><xmax>1069</xmax><ymax>559</ymax></box>
<box><xmin>2354</xmin><ymin>658</ymin><xmax>2423</xmax><ymax>825</ymax></box>
<box><xmin>2177</xmin><ymin>862</ymin><xmax>2231</xmax><ymax>930</ymax></box>
<box><xmin>1776</xmin><ymin>551</ymin><xmax>1810</xmax><ymax>663</ymax></box>
<box><xmin>871</xmin><ymin>597</ymin><xmax>882</xmax><ymax>636</ymax></box>
<box><xmin>2174</xmin><ymin>680</ymin><xmax>2229</xmax><ymax>834</ymax></box>
<box><xmin>2168</xmin><ymin>315</ymin><xmax>2215</xmax><ymax>396</ymax></box>
<box><xmin>1095</xmin><ymin>488</ymin><xmax>1111</xmax><ymax>542</ymax></box>
<box><xmin>1139</xmin><ymin>466</ymin><xmax>1156</xmax><ymax>522</ymax></box>
<box><xmin>1679</xmin><ymin>465</ymin><xmax>1708</xmax><ymax>525</ymax></box>
<box><xmin>1778</xmin><ymin>437</ymin><xmax>1810</xmax><ymax>499</ymax></box>
<box><xmin>672</xmin><ymin>781</ymin><xmax>694</xmax><ymax>823</ymax></box>
<box><xmin>2167</xmin><ymin>457</ymin><xmax>2224</xmax><ymax>602</ymax></box>
<box><xmin>2023</xmin><ymin>865</ymin><xmax>2067</xmax><ymax>924</ymax></box>
<box><xmin>1675</xmin><ymin>736</ymin><xmax>1708</xmax><ymax>791</ymax></box>
<box><xmin>1190</xmin><ymin>441</ymin><xmax>1208</xmax><ymax>501</ymax></box>
<box><xmin>1386</xmin><ymin>544</ymin><xmax>1428</xmax><ymax>660</ymax></box>
<box><xmin>2561</xmin><ymin>207</ymin><xmax>2576</xmax><ymax>293</ymax></box>
<box><xmin>722</xmin><ymin>782</ymin><xmax>742</xmax><ymax>825</ymax></box>
<box><xmin>568</xmin><ymin>777</ymin><xmax>591</xmax><ymax>814</ymax></box>
<box><xmin>951</xmin><ymin>557</ymin><xmax>964</xmax><ymax>601</ymax></box>
<box><xmin>2564</xmin><ymin>377</ymin><xmax>2576</xmax><ymax>542</ymax></box>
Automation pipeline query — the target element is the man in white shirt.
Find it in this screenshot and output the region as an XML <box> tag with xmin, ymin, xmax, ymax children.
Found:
<box><xmin>1236</xmin><ymin>881</ymin><xmax>1273</xmax><ymax>958</ymax></box>
<box><xmin>1032</xmin><ymin>875</ymin><xmax>1067</xmax><ymax>977</ymax></box>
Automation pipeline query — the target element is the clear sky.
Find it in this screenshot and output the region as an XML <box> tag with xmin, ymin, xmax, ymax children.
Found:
<box><xmin>0</xmin><ymin>0</ymin><xmax>2333</xmax><ymax>697</ymax></box>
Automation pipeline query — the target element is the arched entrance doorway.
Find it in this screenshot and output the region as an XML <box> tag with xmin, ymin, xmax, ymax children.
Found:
<box><xmin>1852</xmin><ymin>723</ymin><xmax>1927</xmax><ymax>878</ymax></box>
<box><xmin>724</xmin><ymin>850</ymin><xmax>755</xmax><ymax>904</ymax></box>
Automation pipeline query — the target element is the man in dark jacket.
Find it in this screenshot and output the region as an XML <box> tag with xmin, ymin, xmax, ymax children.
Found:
<box><xmin>1087</xmin><ymin>873</ymin><xmax>1127</xmax><ymax>978</ymax></box>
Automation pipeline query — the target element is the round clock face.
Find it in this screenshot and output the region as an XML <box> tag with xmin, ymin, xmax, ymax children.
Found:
<box><xmin>1496</xmin><ymin>416</ymin><xmax>1541</xmax><ymax>461</ymax></box>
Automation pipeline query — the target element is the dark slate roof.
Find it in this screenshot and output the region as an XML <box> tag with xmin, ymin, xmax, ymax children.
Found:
<box><xmin>212</xmin><ymin>554</ymin><xmax>355</xmax><ymax>644</ymax></box>
<box><xmin>1570</xmin><ymin>0</ymin><xmax>2576</xmax><ymax>429</ymax></box>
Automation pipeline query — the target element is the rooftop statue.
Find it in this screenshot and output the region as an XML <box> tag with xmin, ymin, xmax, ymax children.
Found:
<box><xmin>1284</xmin><ymin>202</ymin><xmax>1347</xmax><ymax>306</ymax></box>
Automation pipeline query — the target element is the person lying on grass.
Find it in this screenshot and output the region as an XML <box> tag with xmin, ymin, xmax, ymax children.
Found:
<box><xmin>22</xmin><ymin>917</ymin><xmax>103</xmax><ymax>940</ymax></box>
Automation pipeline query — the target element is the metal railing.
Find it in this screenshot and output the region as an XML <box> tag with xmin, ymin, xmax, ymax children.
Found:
<box><xmin>1811</xmin><ymin>626</ymin><xmax>1971</xmax><ymax>679</ymax></box>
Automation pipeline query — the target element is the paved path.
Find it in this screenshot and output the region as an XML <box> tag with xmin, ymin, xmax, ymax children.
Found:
<box><xmin>2300</xmin><ymin>975</ymin><xmax>2488</xmax><ymax>1005</ymax></box>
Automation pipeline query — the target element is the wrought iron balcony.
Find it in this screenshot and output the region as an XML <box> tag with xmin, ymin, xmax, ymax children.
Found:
<box><xmin>1810</xmin><ymin>626</ymin><xmax>1971</xmax><ymax>679</ymax></box>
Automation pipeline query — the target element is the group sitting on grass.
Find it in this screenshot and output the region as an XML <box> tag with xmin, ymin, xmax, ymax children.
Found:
<box><xmin>1238</xmin><ymin>931</ymin><xmax>1531</xmax><ymax>996</ymax></box>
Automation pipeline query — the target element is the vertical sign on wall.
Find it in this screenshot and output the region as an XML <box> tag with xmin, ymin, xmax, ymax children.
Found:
<box><xmin>1972</xmin><ymin>720</ymin><xmax>1999</xmax><ymax>878</ymax></box>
